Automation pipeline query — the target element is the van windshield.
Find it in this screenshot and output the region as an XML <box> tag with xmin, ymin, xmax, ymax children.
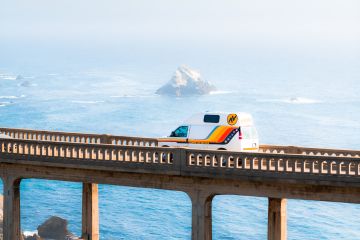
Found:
<box><xmin>170</xmin><ymin>126</ymin><xmax>189</xmax><ymax>138</ymax></box>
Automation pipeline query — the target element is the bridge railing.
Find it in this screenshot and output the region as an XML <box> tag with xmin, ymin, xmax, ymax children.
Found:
<box><xmin>259</xmin><ymin>145</ymin><xmax>360</xmax><ymax>158</ymax></box>
<box><xmin>0</xmin><ymin>127</ymin><xmax>158</xmax><ymax>147</ymax></box>
<box><xmin>184</xmin><ymin>148</ymin><xmax>360</xmax><ymax>178</ymax></box>
<box><xmin>3</xmin><ymin>127</ymin><xmax>360</xmax><ymax>159</ymax></box>
<box><xmin>0</xmin><ymin>138</ymin><xmax>178</xmax><ymax>174</ymax></box>
<box><xmin>1</xmin><ymin>137</ymin><xmax>360</xmax><ymax>180</ymax></box>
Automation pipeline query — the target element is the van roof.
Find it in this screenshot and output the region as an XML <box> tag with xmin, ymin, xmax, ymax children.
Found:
<box><xmin>184</xmin><ymin>112</ymin><xmax>254</xmax><ymax>126</ymax></box>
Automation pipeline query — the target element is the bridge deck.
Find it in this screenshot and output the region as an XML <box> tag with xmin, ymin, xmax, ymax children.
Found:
<box><xmin>1</xmin><ymin>127</ymin><xmax>360</xmax><ymax>184</ymax></box>
<box><xmin>1</xmin><ymin>127</ymin><xmax>360</xmax><ymax>240</ymax></box>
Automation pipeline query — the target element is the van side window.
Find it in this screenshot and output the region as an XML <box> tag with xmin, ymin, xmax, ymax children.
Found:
<box><xmin>204</xmin><ymin>115</ymin><xmax>220</xmax><ymax>123</ymax></box>
<box><xmin>170</xmin><ymin>126</ymin><xmax>189</xmax><ymax>138</ymax></box>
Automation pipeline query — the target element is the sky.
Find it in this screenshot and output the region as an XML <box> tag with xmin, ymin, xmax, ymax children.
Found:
<box><xmin>1</xmin><ymin>0</ymin><xmax>360</xmax><ymax>49</ymax></box>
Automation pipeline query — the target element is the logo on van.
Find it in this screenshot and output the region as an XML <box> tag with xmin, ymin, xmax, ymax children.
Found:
<box><xmin>227</xmin><ymin>114</ymin><xmax>238</xmax><ymax>125</ymax></box>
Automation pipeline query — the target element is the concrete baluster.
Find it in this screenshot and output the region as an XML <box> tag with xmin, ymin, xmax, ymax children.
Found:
<box><xmin>266</xmin><ymin>158</ymin><xmax>270</xmax><ymax>171</ymax></box>
<box><xmin>235</xmin><ymin>157</ymin><xmax>240</xmax><ymax>168</ymax></box>
<box><xmin>337</xmin><ymin>162</ymin><xmax>342</xmax><ymax>174</ymax></box>
<box><xmin>310</xmin><ymin>161</ymin><xmax>315</xmax><ymax>173</ymax></box>
<box><xmin>301</xmin><ymin>160</ymin><xmax>305</xmax><ymax>173</ymax></box>
<box><xmin>346</xmin><ymin>162</ymin><xmax>351</xmax><ymax>175</ymax></box>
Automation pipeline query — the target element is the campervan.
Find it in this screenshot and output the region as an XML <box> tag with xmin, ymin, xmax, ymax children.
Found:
<box><xmin>159</xmin><ymin>112</ymin><xmax>259</xmax><ymax>152</ymax></box>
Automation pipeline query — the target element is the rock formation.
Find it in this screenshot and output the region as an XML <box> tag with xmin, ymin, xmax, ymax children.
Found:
<box><xmin>156</xmin><ymin>65</ymin><xmax>216</xmax><ymax>97</ymax></box>
<box><xmin>37</xmin><ymin>216</ymin><xmax>73</xmax><ymax>240</ymax></box>
<box><xmin>0</xmin><ymin>198</ymin><xmax>77</xmax><ymax>240</ymax></box>
<box><xmin>16</xmin><ymin>75</ymin><xmax>24</xmax><ymax>80</ymax></box>
<box><xmin>19</xmin><ymin>80</ymin><xmax>32</xmax><ymax>87</ymax></box>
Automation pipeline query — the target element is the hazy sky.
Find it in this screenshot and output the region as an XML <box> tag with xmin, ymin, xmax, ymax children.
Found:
<box><xmin>1</xmin><ymin>0</ymin><xmax>360</xmax><ymax>48</ymax></box>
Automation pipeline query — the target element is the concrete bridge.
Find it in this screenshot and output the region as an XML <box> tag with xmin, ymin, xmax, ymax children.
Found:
<box><xmin>0</xmin><ymin>127</ymin><xmax>360</xmax><ymax>240</ymax></box>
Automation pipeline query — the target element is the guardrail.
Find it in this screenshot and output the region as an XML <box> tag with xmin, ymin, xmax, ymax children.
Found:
<box><xmin>1</xmin><ymin>137</ymin><xmax>360</xmax><ymax>180</ymax></box>
<box><xmin>0</xmin><ymin>127</ymin><xmax>158</xmax><ymax>147</ymax></box>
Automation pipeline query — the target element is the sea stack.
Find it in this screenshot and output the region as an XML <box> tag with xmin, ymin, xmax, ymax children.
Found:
<box><xmin>156</xmin><ymin>65</ymin><xmax>216</xmax><ymax>97</ymax></box>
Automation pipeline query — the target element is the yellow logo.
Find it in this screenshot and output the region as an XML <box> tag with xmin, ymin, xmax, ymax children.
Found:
<box><xmin>227</xmin><ymin>114</ymin><xmax>238</xmax><ymax>125</ymax></box>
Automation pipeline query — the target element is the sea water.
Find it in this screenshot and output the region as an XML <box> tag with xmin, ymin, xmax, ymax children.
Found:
<box><xmin>0</xmin><ymin>45</ymin><xmax>360</xmax><ymax>239</ymax></box>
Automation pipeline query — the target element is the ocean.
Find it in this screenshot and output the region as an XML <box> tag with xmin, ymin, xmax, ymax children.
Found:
<box><xmin>1</xmin><ymin>44</ymin><xmax>360</xmax><ymax>239</ymax></box>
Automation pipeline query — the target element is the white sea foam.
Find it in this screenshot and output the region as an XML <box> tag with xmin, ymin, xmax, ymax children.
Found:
<box><xmin>0</xmin><ymin>75</ymin><xmax>16</xmax><ymax>80</ymax></box>
<box><xmin>258</xmin><ymin>97</ymin><xmax>322</xmax><ymax>104</ymax></box>
<box><xmin>209</xmin><ymin>90</ymin><xmax>233</xmax><ymax>95</ymax></box>
<box><xmin>284</xmin><ymin>97</ymin><xmax>322</xmax><ymax>104</ymax></box>
<box><xmin>0</xmin><ymin>95</ymin><xmax>26</xmax><ymax>99</ymax></box>
<box><xmin>71</xmin><ymin>100</ymin><xmax>105</xmax><ymax>104</ymax></box>
<box><xmin>0</xmin><ymin>102</ymin><xmax>11</xmax><ymax>107</ymax></box>
<box><xmin>110</xmin><ymin>94</ymin><xmax>154</xmax><ymax>98</ymax></box>
<box><xmin>23</xmin><ymin>230</ymin><xmax>38</xmax><ymax>236</ymax></box>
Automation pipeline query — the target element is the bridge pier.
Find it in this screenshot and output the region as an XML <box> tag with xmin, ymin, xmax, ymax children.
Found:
<box><xmin>188</xmin><ymin>191</ymin><xmax>214</xmax><ymax>240</ymax></box>
<box><xmin>81</xmin><ymin>183</ymin><xmax>99</xmax><ymax>240</ymax></box>
<box><xmin>3</xmin><ymin>176</ymin><xmax>21</xmax><ymax>240</ymax></box>
<box><xmin>268</xmin><ymin>198</ymin><xmax>287</xmax><ymax>240</ymax></box>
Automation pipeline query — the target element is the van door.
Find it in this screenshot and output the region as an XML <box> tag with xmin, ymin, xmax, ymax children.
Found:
<box><xmin>169</xmin><ymin>125</ymin><xmax>189</xmax><ymax>147</ymax></box>
<box><xmin>187</xmin><ymin>125</ymin><xmax>216</xmax><ymax>149</ymax></box>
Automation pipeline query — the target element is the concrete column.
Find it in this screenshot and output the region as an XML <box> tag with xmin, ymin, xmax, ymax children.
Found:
<box><xmin>189</xmin><ymin>191</ymin><xmax>214</xmax><ymax>240</ymax></box>
<box><xmin>3</xmin><ymin>176</ymin><xmax>21</xmax><ymax>240</ymax></box>
<box><xmin>81</xmin><ymin>183</ymin><xmax>99</xmax><ymax>240</ymax></box>
<box><xmin>268</xmin><ymin>198</ymin><xmax>287</xmax><ymax>240</ymax></box>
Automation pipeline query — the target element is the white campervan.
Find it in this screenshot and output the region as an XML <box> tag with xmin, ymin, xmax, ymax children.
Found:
<box><xmin>159</xmin><ymin>112</ymin><xmax>259</xmax><ymax>152</ymax></box>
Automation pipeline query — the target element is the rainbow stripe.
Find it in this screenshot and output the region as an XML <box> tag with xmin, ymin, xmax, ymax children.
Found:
<box><xmin>159</xmin><ymin>126</ymin><xmax>239</xmax><ymax>145</ymax></box>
